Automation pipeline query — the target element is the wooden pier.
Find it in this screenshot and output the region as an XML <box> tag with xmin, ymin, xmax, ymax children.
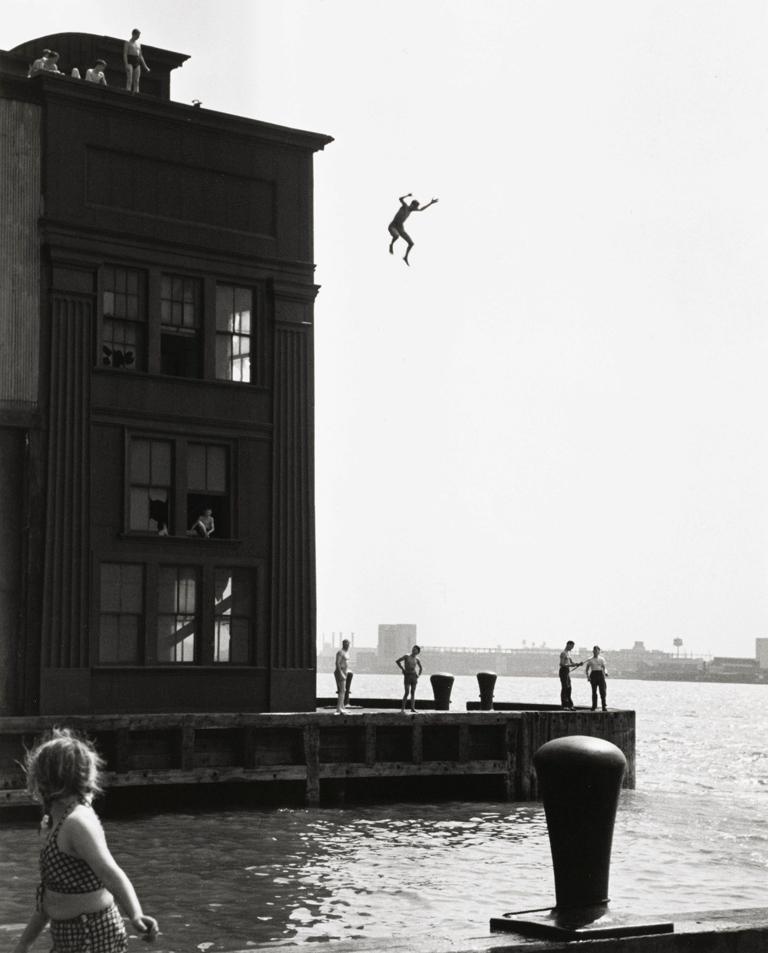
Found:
<box><xmin>0</xmin><ymin>706</ymin><xmax>635</xmax><ymax>808</ymax></box>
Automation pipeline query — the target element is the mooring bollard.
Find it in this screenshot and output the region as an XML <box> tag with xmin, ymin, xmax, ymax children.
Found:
<box><xmin>344</xmin><ymin>672</ymin><xmax>353</xmax><ymax>706</ymax></box>
<box><xmin>476</xmin><ymin>671</ymin><xmax>497</xmax><ymax>710</ymax></box>
<box><xmin>490</xmin><ymin>735</ymin><xmax>673</xmax><ymax>940</ymax></box>
<box><xmin>536</xmin><ymin>735</ymin><xmax>625</xmax><ymax>908</ymax></box>
<box><xmin>430</xmin><ymin>673</ymin><xmax>454</xmax><ymax>711</ymax></box>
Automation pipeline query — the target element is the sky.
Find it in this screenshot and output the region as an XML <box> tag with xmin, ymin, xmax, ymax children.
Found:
<box><xmin>7</xmin><ymin>1</ymin><xmax>768</xmax><ymax>658</ymax></box>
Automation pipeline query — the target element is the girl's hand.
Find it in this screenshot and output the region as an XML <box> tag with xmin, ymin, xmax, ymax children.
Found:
<box><xmin>132</xmin><ymin>915</ymin><xmax>159</xmax><ymax>942</ymax></box>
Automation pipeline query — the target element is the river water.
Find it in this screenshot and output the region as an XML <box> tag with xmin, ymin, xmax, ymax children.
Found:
<box><xmin>2</xmin><ymin>675</ymin><xmax>766</xmax><ymax>951</ymax></box>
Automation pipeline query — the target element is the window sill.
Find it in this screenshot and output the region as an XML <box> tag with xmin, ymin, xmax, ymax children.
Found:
<box><xmin>92</xmin><ymin>665</ymin><xmax>267</xmax><ymax>672</ymax></box>
<box><xmin>94</xmin><ymin>367</ymin><xmax>268</xmax><ymax>391</ymax></box>
<box><xmin>119</xmin><ymin>533</ymin><xmax>242</xmax><ymax>545</ymax></box>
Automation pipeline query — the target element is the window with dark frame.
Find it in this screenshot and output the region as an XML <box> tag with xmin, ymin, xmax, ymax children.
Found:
<box><xmin>186</xmin><ymin>443</ymin><xmax>230</xmax><ymax>538</ymax></box>
<box><xmin>129</xmin><ymin>438</ymin><xmax>173</xmax><ymax>535</ymax></box>
<box><xmin>157</xmin><ymin>565</ymin><xmax>197</xmax><ymax>663</ymax></box>
<box><xmin>160</xmin><ymin>274</ymin><xmax>202</xmax><ymax>378</ymax></box>
<box><xmin>102</xmin><ymin>266</ymin><xmax>146</xmax><ymax>370</ymax></box>
<box><xmin>214</xmin><ymin>568</ymin><xmax>252</xmax><ymax>663</ymax></box>
<box><xmin>216</xmin><ymin>284</ymin><xmax>253</xmax><ymax>383</ymax></box>
<box><xmin>99</xmin><ymin>563</ymin><xmax>143</xmax><ymax>664</ymax></box>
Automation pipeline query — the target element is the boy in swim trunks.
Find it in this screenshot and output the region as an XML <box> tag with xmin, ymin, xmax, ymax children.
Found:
<box><xmin>396</xmin><ymin>645</ymin><xmax>423</xmax><ymax>712</ymax></box>
<box><xmin>388</xmin><ymin>193</ymin><xmax>438</xmax><ymax>265</ymax></box>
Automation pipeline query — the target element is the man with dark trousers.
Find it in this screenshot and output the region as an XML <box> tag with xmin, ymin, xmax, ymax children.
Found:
<box><xmin>585</xmin><ymin>645</ymin><xmax>609</xmax><ymax>711</ymax></box>
<box><xmin>558</xmin><ymin>640</ymin><xmax>582</xmax><ymax>710</ymax></box>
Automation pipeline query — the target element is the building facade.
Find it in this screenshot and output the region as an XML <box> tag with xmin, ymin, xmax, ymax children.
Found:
<box><xmin>0</xmin><ymin>34</ymin><xmax>331</xmax><ymax>715</ymax></box>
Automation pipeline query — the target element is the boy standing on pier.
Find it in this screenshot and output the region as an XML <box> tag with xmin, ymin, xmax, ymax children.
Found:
<box><xmin>334</xmin><ymin>639</ymin><xmax>351</xmax><ymax>714</ymax></box>
<box><xmin>585</xmin><ymin>645</ymin><xmax>609</xmax><ymax>711</ymax></box>
<box><xmin>396</xmin><ymin>645</ymin><xmax>423</xmax><ymax>712</ymax></box>
<box><xmin>558</xmin><ymin>640</ymin><xmax>583</xmax><ymax>710</ymax></box>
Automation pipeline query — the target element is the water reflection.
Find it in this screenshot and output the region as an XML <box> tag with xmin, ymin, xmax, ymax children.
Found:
<box><xmin>2</xmin><ymin>802</ymin><xmax>550</xmax><ymax>951</ymax></box>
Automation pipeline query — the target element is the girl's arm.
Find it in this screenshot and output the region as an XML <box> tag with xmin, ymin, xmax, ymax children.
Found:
<box><xmin>13</xmin><ymin>909</ymin><xmax>49</xmax><ymax>953</ymax></box>
<box><xmin>67</xmin><ymin>814</ymin><xmax>158</xmax><ymax>939</ymax></box>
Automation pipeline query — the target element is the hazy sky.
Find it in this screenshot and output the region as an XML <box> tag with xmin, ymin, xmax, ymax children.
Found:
<box><xmin>8</xmin><ymin>1</ymin><xmax>768</xmax><ymax>657</ymax></box>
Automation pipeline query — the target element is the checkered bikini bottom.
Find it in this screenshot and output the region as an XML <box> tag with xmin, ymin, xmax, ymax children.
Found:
<box><xmin>50</xmin><ymin>903</ymin><xmax>126</xmax><ymax>953</ymax></box>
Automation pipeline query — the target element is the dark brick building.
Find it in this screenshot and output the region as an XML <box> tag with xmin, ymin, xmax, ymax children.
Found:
<box><xmin>0</xmin><ymin>33</ymin><xmax>331</xmax><ymax>715</ymax></box>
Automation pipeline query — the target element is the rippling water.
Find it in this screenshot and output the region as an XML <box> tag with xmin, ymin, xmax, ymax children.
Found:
<box><xmin>2</xmin><ymin>676</ymin><xmax>767</xmax><ymax>951</ymax></box>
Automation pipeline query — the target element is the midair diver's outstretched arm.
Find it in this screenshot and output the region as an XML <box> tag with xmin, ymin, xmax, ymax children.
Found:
<box><xmin>414</xmin><ymin>197</ymin><xmax>439</xmax><ymax>211</ymax></box>
<box><xmin>399</xmin><ymin>193</ymin><xmax>412</xmax><ymax>206</ymax></box>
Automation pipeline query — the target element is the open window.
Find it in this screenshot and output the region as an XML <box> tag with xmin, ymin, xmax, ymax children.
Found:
<box><xmin>186</xmin><ymin>443</ymin><xmax>230</xmax><ymax>538</ymax></box>
<box><xmin>161</xmin><ymin>274</ymin><xmax>202</xmax><ymax>377</ymax></box>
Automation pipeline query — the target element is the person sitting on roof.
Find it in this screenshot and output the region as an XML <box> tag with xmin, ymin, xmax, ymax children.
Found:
<box><xmin>86</xmin><ymin>59</ymin><xmax>108</xmax><ymax>85</ymax></box>
<box><xmin>28</xmin><ymin>49</ymin><xmax>51</xmax><ymax>77</ymax></box>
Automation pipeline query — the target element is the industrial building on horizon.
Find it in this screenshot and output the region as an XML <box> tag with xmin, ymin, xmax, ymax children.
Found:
<box><xmin>318</xmin><ymin>628</ymin><xmax>768</xmax><ymax>684</ymax></box>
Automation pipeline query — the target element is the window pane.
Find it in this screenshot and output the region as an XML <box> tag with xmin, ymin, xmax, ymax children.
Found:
<box><xmin>229</xmin><ymin>619</ymin><xmax>250</xmax><ymax>664</ymax></box>
<box><xmin>117</xmin><ymin>616</ymin><xmax>139</xmax><ymax>662</ymax></box>
<box><xmin>121</xmin><ymin>565</ymin><xmax>143</xmax><ymax>612</ymax></box>
<box><xmin>100</xmin><ymin>616</ymin><xmax>119</xmax><ymax>662</ymax></box>
<box><xmin>216</xmin><ymin>285</ymin><xmax>232</xmax><ymax>331</ymax></box>
<box><xmin>103</xmin><ymin>291</ymin><xmax>114</xmax><ymax>315</ymax></box>
<box><xmin>187</xmin><ymin>444</ymin><xmax>205</xmax><ymax>490</ymax></box>
<box><xmin>100</xmin><ymin>564</ymin><xmax>122</xmax><ymax>612</ymax></box>
<box><xmin>129</xmin><ymin>488</ymin><xmax>149</xmax><ymax>531</ymax></box>
<box><xmin>207</xmin><ymin>447</ymin><xmax>226</xmax><ymax>492</ymax></box>
<box><xmin>177</xmin><ymin>571</ymin><xmax>196</xmax><ymax>613</ymax></box>
<box><xmin>130</xmin><ymin>439</ymin><xmax>149</xmax><ymax>483</ymax></box>
<box><xmin>214</xmin><ymin>617</ymin><xmax>231</xmax><ymax>662</ymax></box>
<box><xmin>150</xmin><ymin>441</ymin><xmax>172</xmax><ymax>484</ymax></box>
<box><xmin>215</xmin><ymin>338</ymin><xmax>231</xmax><ymax>379</ymax></box>
<box><xmin>214</xmin><ymin>569</ymin><xmax>233</xmax><ymax>614</ymax></box>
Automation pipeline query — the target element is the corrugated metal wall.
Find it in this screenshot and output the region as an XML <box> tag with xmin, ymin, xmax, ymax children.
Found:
<box><xmin>0</xmin><ymin>98</ymin><xmax>41</xmax><ymax>409</ymax></box>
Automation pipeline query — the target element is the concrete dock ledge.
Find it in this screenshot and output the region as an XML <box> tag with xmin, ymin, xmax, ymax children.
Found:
<box><xmin>245</xmin><ymin>908</ymin><xmax>768</xmax><ymax>953</ymax></box>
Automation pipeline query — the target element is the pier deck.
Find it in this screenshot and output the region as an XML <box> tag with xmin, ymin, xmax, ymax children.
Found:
<box><xmin>0</xmin><ymin>706</ymin><xmax>634</xmax><ymax>808</ymax></box>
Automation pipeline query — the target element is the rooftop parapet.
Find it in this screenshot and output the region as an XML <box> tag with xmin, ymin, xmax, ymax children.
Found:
<box><xmin>4</xmin><ymin>32</ymin><xmax>189</xmax><ymax>100</ymax></box>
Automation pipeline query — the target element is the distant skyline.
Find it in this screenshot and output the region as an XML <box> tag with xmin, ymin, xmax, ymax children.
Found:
<box><xmin>8</xmin><ymin>0</ymin><xmax>768</xmax><ymax>659</ymax></box>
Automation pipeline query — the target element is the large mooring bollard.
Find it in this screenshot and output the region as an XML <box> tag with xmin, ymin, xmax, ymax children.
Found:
<box><xmin>536</xmin><ymin>735</ymin><xmax>625</xmax><ymax>908</ymax></box>
<box><xmin>490</xmin><ymin>735</ymin><xmax>673</xmax><ymax>940</ymax></box>
<box><xmin>430</xmin><ymin>673</ymin><xmax>454</xmax><ymax>711</ymax></box>
<box><xmin>476</xmin><ymin>671</ymin><xmax>497</xmax><ymax>710</ymax></box>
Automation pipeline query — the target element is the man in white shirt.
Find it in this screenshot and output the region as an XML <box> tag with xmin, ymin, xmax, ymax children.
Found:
<box><xmin>584</xmin><ymin>645</ymin><xmax>609</xmax><ymax>711</ymax></box>
<box><xmin>558</xmin><ymin>640</ymin><xmax>582</xmax><ymax>710</ymax></box>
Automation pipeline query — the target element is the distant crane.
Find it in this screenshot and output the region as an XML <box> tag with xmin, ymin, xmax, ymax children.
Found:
<box><xmin>673</xmin><ymin>637</ymin><xmax>683</xmax><ymax>658</ymax></box>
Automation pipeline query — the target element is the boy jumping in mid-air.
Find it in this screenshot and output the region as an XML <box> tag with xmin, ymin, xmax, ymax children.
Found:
<box><xmin>388</xmin><ymin>193</ymin><xmax>438</xmax><ymax>265</ymax></box>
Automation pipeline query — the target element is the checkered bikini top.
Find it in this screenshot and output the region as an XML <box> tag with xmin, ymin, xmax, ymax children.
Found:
<box><xmin>39</xmin><ymin>801</ymin><xmax>105</xmax><ymax>894</ymax></box>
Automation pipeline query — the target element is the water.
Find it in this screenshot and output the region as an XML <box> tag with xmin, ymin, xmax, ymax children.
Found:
<box><xmin>2</xmin><ymin>676</ymin><xmax>767</xmax><ymax>951</ymax></box>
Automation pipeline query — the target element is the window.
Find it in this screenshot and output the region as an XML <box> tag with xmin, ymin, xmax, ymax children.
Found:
<box><xmin>161</xmin><ymin>275</ymin><xmax>202</xmax><ymax>377</ymax></box>
<box><xmin>186</xmin><ymin>443</ymin><xmax>229</xmax><ymax>538</ymax></box>
<box><xmin>102</xmin><ymin>267</ymin><xmax>145</xmax><ymax>370</ymax></box>
<box><xmin>157</xmin><ymin>566</ymin><xmax>197</xmax><ymax>662</ymax></box>
<box><xmin>99</xmin><ymin>564</ymin><xmax>143</xmax><ymax>663</ymax></box>
<box><xmin>214</xmin><ymin>568</ymin><xmax>252</xmax><ymax>663</ymax></box>
<box><xmin>216</xmin><ymin>285</ymin><xmax>253</xmax><ymax>382</ymax></box>
<box><xmin>130</xmin><ymin>438</ymin><xmax>173</xmax><ymax>534</ymax></box>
